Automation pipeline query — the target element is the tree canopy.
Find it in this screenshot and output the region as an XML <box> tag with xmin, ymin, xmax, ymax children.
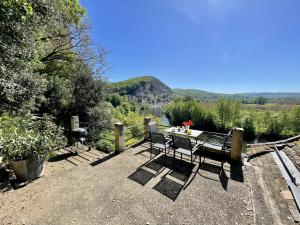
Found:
<box><xmin>0</xmin><ymin>0</ymin><xmax>111</xmax><ymax>142</ymax></box>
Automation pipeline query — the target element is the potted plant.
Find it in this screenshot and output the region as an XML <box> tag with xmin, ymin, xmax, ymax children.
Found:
<box><xmin>0</xmin><ymin>114</ymin><xmax>66</xmax><ymax>181</ymax></box>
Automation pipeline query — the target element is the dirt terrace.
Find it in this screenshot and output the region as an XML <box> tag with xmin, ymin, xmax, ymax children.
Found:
<box><xmin>0</xmin><ymin>143</ymin><xmax>254</xmax><ymax>225</ymax></box>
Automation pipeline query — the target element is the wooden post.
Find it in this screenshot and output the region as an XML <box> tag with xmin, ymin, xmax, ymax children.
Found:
<box><xmin>231</xmin><ymin>127</ymin><xmax>244</xmax><ymax>161</ymax></box>
<box><xmin>71</xmin><ymin>116</ymin><xmax>79</xmax><ymax>131</ymax></box>
<box><xmin>144</xmin><ymin>117</ymin><xmax>152</xmax><ymax>141</ymax></box>
<box><xmin>115</xmin><ymin>122</ymin><xmax>125</xmax><ymax>153</ymax></box>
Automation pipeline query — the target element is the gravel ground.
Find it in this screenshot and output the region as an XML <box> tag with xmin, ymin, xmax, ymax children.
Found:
<box><xmin>0</xmin><ymin>143</ymin><xmax>254</xmax><ymax>225</ymax></box>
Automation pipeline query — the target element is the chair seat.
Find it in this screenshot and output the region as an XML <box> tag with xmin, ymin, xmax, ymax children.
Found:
<box><xmin>153</xmin><ymin>143</ymin><xmax>170</xmax><ymax>150</ymax></box>
<box><xmin>203</xmin><ymin>143</ymin><xmax>223</xmax><ymax>151</ymax></box>
<box><xmin>175</xmin><ymin>147</ymin><xmax>197</xmax><ymax>156</ymax></box>
<box><xmin>192</xmin><ymin>140</ymin><xmax>204</xmax><ymax>145</ymax></box>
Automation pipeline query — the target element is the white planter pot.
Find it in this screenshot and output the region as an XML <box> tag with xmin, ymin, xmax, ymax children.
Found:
<box><xmin>9</xmin><ymin>158</ymin><xmax>45</xmax><ymax>181</ymax></box>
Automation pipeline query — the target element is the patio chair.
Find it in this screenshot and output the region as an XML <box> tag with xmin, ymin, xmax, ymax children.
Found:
<box><xmin>172</xmin><ymin>135</ymin><xmax>202</xmax><ymax>164</ymax></box>
<box><xmin>148</xmin><ymin>121</ymin><xmax>158</xmax><ymax>134</ymax></box>
<box><xmin>149</xmin><ymin>132</ymin><xmax>172</xmax><ymax>159</ymax></box>
<box><xmin>202</xmin><ymin>130</ymin><xmax>232</xmax><ymax>166</ymax></box>
<box><xmin>148</xmin><ymin>121</ymin><xmax>171</xmax><ymax>141</ymax></box>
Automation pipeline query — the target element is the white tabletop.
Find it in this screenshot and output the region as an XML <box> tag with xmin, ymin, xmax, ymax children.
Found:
<box><xmin>165</xmin><ymin>127</ymin><xmax>203</xmax><ymax>139</ymax></box>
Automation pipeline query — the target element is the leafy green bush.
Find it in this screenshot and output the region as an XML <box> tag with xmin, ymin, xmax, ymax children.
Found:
<box><xmin>241</xmin><ymin>116</ymin><xmax>256</xmax><ymax>139</ymax></box>
<box><xmin>291</xmin><ymin>107</ymin><xmax>300</xmax><ymax>134</ymax></box>
<box><xmin>0</xmin><ymin>114</ymin><xmax>67</xmax><ymax>161</ymax></box>
<box><xmin>95</xmin><ymin>138</ymin><xmax>114</xmax><ymax>153</ymax></box>
<box><xmin>165</xmin><ymin>98</ymin><xmax>300</xmax><ymax>141</ymax></box>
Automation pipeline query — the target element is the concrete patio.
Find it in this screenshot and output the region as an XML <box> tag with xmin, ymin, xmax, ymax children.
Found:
<box><xmin>0</xmin><ymin>143</ymin><xmax>254</xmax><ymax>225</ymax></box>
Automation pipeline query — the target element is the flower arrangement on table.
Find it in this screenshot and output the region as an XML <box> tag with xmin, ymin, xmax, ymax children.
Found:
<box><xmin>182</xmin><ymin>120</ymin><xmax>193</xmax><ymax>132</ymax></box>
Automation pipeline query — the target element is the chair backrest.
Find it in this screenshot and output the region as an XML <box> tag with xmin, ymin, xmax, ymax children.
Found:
<box><xmin>150</xmin><ymin>132</ymin><xmax>166</xmax><ymax>145</ymax></box>
<box><xmin>172</xmin><ymin>135</ymin><xmax>192</xmax><ymax>150</ymax></box>
<box><xmin>223</xmin><ymin>130</ymin><xmax>232</xmax><ymax>149</ymax></box>
<box><xmin>148</xmin><ymin>122</ymin><xmax>158</xmax><ymax>133</ymax></box>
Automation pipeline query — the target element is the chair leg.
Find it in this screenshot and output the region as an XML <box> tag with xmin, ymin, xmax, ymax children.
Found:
<box><xmin>173</xmin><ymin>149</ymin><xmax>176</xmax><ymax>163</ymax></box>
<box><xmin>199</xmin><ymin>146</ymin><xmax>203</xmax><ymax>163</ymax></box>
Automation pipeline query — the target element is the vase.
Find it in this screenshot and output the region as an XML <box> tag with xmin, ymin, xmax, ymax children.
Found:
<box><xmin>9</xmin><ymin>157</ymin><xmax>45</xmax><ymax>181</ymax></box>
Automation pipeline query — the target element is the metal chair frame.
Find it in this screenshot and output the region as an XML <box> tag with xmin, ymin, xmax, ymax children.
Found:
<box><xmin>149</xmin><ymin>131</ymin><xmax>172</xmax><ymax>159</ymax></box>
<box><xmin>172</xmin><ymin>135</ymin><xmax>202</xmax><ymax>164</ymax></box>
<box><xmin>202</xmin><ymin>130</ymin><xmax>232</xmax><ymax>166</ymax></box>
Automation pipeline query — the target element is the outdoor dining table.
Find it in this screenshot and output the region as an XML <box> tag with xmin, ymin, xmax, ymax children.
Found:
<box><xmin>164</xmin><ymin>127</ymin><xmax>204</xmax><ymax>143</ymax></box>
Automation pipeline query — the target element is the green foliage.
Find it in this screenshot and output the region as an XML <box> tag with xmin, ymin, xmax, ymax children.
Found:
<box><xmin>165</xmin><ymin>98</ymin><xmax>300</xmax><ymax>141</ymax></box>
<box><xmin>112</xmin><ymin>76</ymin><xmax>155</xmax><ymax>95</ymax></box>
<box><xmin>255</xmin><ymin>96</ymin><xmax>268</xmax><ymax>105</ymax></box>
<box><xmin>291</xmin><ymin>107</ymin><xmax>300</xmax><ymax>133</ymax></box>
<box><xmin>106</xmin><ymin>93</ymin><xmax>122</xmax><ymax>107</ymax></box>
<box><xmin>0</xmin><ymin>0</ymin><xmax>48</xmax><ymax>113</ymax></box>
<box><xmin>172</xmin><ymin>88</ymin><xmax>300</xmax><ymax>103</ymax></box>
<box><xmin>0</xmin><ymin>0</ymin><xmax>111</xmax><ymax>146</ymax></box>
<box><xmin>86</xmin><ymin>102</ymin><xmax>113</xmax><ymax>143</ymax></box>
<box><xmin>0</xmin><ymin>114</ymin><xmax>67</xmax><ymax>161</ymax></box>
<box><xmin>241</xmin><ymin>115</ymin><xmax>256</xmax><ymax>139</ymax></box>
<box><xmin>216</xmin><ymin>99</ymin><xmax>241</xmax><ymax>129</ymax></box>
<box><xmin>96</xmin><ymin>131</ymin><xmax>114</xmax><ymax>153</ymax></box>
<box><xmin>95</xmin><ymin>97</ymin><xmax>158</xmax><ymax>152</ymax></box>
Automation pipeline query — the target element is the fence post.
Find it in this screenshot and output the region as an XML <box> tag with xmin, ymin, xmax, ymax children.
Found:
<box><xmin>71</xmin><ymin>116</ymin><xmax>79</xmax><ymax>131</ymax></box>
<box><xmin>144</xmin><ymin>117</ymin><xmax>151</xmax><ymax>141</ymax></box>
<box><xmin>115</xmin><ymin>122</ymin><xmax>125</xmax><ymax>153</ymax></box>
<box><xmin>231</xmin><ymin>127</ymin><xmax>244</xmax><ymax>161</ymax></box>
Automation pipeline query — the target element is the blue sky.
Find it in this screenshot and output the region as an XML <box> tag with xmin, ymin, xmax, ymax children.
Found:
<box><xmin>80</xmin><ymin>0</ymin><xmax>300</xmax><ymax>93</ymax></box>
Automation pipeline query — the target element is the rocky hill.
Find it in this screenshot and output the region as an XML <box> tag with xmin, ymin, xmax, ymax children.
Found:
<box><xmin>111</xmin><ymin>76</ymin><xmax>171</xmax><ymax>104</ymax></box>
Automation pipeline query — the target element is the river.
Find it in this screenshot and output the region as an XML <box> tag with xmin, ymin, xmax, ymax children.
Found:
<box><xmin>141</xmin><ymin>104</ymin><xmax>170</xmax><ymax>126</ymax></box>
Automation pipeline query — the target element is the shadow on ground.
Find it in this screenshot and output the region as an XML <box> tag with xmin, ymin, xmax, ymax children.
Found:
<box><xmin>200</xmin><ymin>151</ymin><xmax>244</xmax><ymax>187</ymax></box>
<box><xmin>0</xmin><ymin>165</ymin><xmax>30</xmax><ymax>192</ymax></box>
<box><xmin>48</xmin><ymin>151</ymin><xmax>75</xmax><ymax>162</ymax></box>
<box><xmin>128</xmin><ymin>152</ymin><xmax>196</xmax><ymax>201</ymax></box>
<box><xmin>129</xmin><ymin>147</ymin><xmax>245</xmax><ymax>199</ymax></box>
<box><xmin>90</xmin><ymin>153</ymin><xmax>117</xmax><ymax>167</ymax></box>
<box><xmin>0</xmin><ymin>166</ymin><xmax>12</xmax><ymax>192</ymax></box>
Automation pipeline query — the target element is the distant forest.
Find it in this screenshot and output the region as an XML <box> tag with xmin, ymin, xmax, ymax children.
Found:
<box><xmin>172</xmin><ymin>88</ymin><xmax>300</xmax><ymax>104</ymax></box>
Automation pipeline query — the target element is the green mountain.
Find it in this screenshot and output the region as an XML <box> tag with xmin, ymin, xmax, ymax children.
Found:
<box><xmin>111</xmin><ymin>76</ymin><xmax>171</xmax><ymax>103</ymax></box>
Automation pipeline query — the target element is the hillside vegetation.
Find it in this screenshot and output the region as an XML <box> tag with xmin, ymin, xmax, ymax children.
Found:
<box><xmin>172</xmin><ymin>88</ymin><xmax>300</xmax><ymax>103</ymax></box>
<box><xmin>111</xmin><ymin>76</ymin><xmax>171</xmax><ymax>103</ymax></box>
<box><xmin>165</xmin><ymin>98</ymin><xmax>300</xmax><ymax>141</ymax></box>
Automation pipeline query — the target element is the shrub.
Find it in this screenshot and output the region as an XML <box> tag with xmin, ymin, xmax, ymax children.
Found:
<box><xmin>241</xmin><ymin>116</ymin><xmax>256</xmax><ymax>139</ymax></box>
<box><xmin>95</xmin><ymin>130</ymin><xmax>115</xmax><ymax>152</ymax></box>
<box><xmin>87</xmin><ymin>102</ymin><xmax>113</xmax><ymax>143</ymax></box>
<box><xmin>291</xmin><ymin>107</ymin><xmax>300</xmax><ymax>134</ymax></box>
<box><xmin>0</xmin><ymin>114</ymin><xmax>67</xmax><ymax>161</ymax></box>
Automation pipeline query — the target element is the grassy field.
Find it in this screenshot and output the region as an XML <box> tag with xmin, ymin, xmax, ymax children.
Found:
<box><xmin>242</xmin><ymin>103</ymin><xmax>300</xmax><ymax>111</ymax></box>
